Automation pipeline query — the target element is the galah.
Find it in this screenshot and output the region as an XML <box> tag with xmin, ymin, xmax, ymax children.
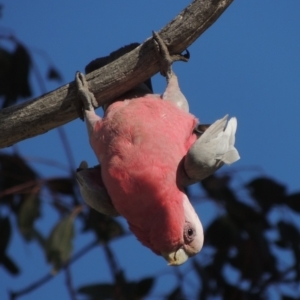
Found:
<box><xmin>76</xmin><ymin>32</ymin><xmax>240</xmax><ymax>265</ymax></box>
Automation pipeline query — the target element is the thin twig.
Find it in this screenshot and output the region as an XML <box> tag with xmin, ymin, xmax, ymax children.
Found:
<box><xmin>57</xmin><ymin>126</ymin><xmax>81</xmax><ymax>206</ymax></box>
<box><xmin>103</xmin><ymin>244</ymin><xmax>127</xmax><ymax>300</ymax></box>
<box><xmin>57</xmin><ymin>127</ymin><xmax>77</xmax><ymax>173</ymax></box>
<box><xmin>9</xmin><ymin>239</ymin><xmax>99</xmax><ymax>300</ymax></box>
<box><xmin>31</xmin><ymin>54</ymin><xmax>47</xmax><ymax>95</ymax></box>
<box><xmin>103</xmin><ymin>243</ymin><xmax>121</xmax><ymax>280</ymax></box>
<box><xmin>23</xmin><ymin>156</ymin><xmax>70</xmax><ymax>172</ymax></box>
<box><xmin>65</xmin><ymin>266</ymin><xmax>77</xmax><ymax>300</ymax></box>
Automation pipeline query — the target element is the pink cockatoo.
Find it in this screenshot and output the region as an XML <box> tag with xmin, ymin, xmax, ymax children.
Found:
<box><xmin>76</xmin><ymin>32</ymin><xmax>240</xmax><ymax>265</ymax></box>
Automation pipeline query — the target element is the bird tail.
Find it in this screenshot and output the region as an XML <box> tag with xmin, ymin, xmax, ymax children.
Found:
<box><xmin>222</xmin><ymin>117</ymin><xmax>240</xmax><ymax>164</ymax></box>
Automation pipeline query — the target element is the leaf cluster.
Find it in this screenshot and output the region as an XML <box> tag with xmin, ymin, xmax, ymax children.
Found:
<box><xmin>192</xmin><ymin>175</ymin><xmax>300</xmax><ymax>300</ymax></box>
<box><xmin>0</xmin><ymin>33</ymin><xmax>61</xmax><ymax>108</ymax></box>
<box><xmin>2</xmin><ymin>151</ymin><xmax>300</xmax><ymax>300</ymax></box>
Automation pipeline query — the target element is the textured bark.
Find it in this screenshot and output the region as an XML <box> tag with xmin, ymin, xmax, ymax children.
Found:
<box><xmin>0</xmin><ymin>0</ymin><xmax>234</xmax><ymax>148</ymax></box>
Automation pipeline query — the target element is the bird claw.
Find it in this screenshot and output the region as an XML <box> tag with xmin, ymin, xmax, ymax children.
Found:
<box><xmin>152</xmin><ymin>31</ymin><xmax>190</xmax><ymax>80</ymax></box>
<box><xmin>75</xmin><ymin>72</ymin><xmax>98</xmax><ymax>121</ymax></box>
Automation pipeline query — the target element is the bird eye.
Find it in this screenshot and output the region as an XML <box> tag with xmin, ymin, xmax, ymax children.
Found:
<box><xmin>184</xmin><ymin>223</ymin><xmax>196</xmax><ymax>243</ymax></box>
<box><xmin>188</xmin><ymin>229</ymin><xmax>194</xmax><ymax>236</ymax></box>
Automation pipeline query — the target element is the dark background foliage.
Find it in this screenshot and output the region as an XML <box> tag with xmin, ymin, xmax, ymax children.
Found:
<box><xmin>2</xmin><ymin>151</ymin><xmax>300</xmax><ymax>299</ymax></box>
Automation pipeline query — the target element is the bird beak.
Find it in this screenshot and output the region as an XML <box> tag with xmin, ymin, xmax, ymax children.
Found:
<box><xmin>162</xmin><ymin>248</ymin><xmax>189</xmax><ymax>266</ymax></box>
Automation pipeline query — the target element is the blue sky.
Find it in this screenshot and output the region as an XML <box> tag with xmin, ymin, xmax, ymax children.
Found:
<box><xmin>1</xmin><ymin>1</ymin><xmax>300</xmax><ymax>299</ymax></box>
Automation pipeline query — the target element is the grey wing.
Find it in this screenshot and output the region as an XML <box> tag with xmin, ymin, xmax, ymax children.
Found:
<box><xmin>76</xmin><ymin>161</ymin><xmax>119</xmax><ymax>217</ymax></box>
<box><xmin>183</xmin><ymin>115</ymin><xmax>240</xmax><ymax>184</ymax></box>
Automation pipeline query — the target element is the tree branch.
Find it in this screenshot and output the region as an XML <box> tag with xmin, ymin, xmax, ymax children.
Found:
<box><xmin>0</xmin><ymin>0</ymin><xmax>234</xmax><ymax>148</ymax></box>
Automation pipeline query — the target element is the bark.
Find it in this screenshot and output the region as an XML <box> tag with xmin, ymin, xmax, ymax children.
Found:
<box><xmin>0</xmin><ymin>0</ymin><xmax>234</xmax><ymax>148</ymax></box>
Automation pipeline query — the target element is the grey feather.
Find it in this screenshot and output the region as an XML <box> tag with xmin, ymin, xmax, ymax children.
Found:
<box><xmin>184</xmin><ymin>115</ymin><xmax>240</xmax><ymax>183</ymax></box>
<box><xmin>76</xmin><ymin>161</ymin><xmax>119</xmax><ymax>217</ymax></box>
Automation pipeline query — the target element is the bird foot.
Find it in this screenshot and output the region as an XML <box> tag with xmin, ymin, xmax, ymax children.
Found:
<box><xmin>75</xmin><ymin>72</ymin><xmax>98</xmax><ymax>121</ymax></box>
<box><xmin>152</xmin><ymin>31</ymin><xmax>190</xmax><ymax>80</ymax></box>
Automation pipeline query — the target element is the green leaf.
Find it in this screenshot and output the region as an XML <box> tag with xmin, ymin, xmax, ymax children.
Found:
<box><xmin>0</xmin><ymin>153</ymin><xmax>38</xmax><ymax>212</ymax></box>
<box><xmin>246</xmin><ymin>177</ymin><xmax>286</xmax><ymax>212</ymax></box>
<box><xmin>45</xmin><ymin>212</ymin><xmax>75</xmax><ymax>271</ymax></box>
<box><xmin>229</xmin><ymin>237</ymin><xmax>278</xmax><ymax>282</ymax></box>
<box><xmin>77</xmin><ymin>283</ymin><xmax>114</xmax><ymax>299</ymax></box>
<box><xmin>0</xmin><ymin>43</ymin><xmax>32</xmax><ymax>108</ymax></box>
<box><xmin>47</xmin><ymin>67</ymin><xmax>62</xmax><ymax>82</ymax></box>
<box><xmin>201</xmin><ymin>175</ymin><xmax>236</xmax><ymax>203</ymax></box>
<box><xmin>12</xmin><ymin>44</ymin><xmax>32</xmax><ymax>98</ymax></box>
<box><xmin>223</xmin><ymin>283</ymin><xmax>265</xmax><ymax>300</ymax></box>
<box><xmin>46</xmin><ymin>177</ymin><xmax>75</xmax><ymax>195</ymax></box>
<box><xmin>205</xmin><ymin>216</ymin><xmax>241</xmax><ymax>248</ymax></box>
<box><xmin>17</xmin><ymin>193</ymin><xmax>40</xmax><ymax>241</ymax></box>
<box><xmin>285</xmin><ymin>193</ymin><xmax>300</xmax><ymax>213</ymax></box>
<box><xmin>77</xmin><ymin>277</ymin><xmax>154</xmax><ymax>300</ymax></box>
<box><xmin>277</xmin><ymin>221</ymin><xmax>300</xmax><ymax>247</ymax></box>
<box><xmin>83</xmin><ymin>210</ymin><xmax>124</xmax><ymax>242</ymax></box>
<box><xmin>166</xmin><ymin>286</ymin><xmax>184</xmax><ymax>300</ymax></box>
<box><xmin>1</xmin><ymin>254</ymin><xmax>20</xmax><ymax>275</ymax></box>
<box><xmin>134</xmin><ymin>277</ymin><xmax>154</xmax><ymax>298</ymax></box>
<box><xmin>275</xmin><ymin>239</ymin><xmax>289</xmax><ymax>249</ymax></box>
<box><xmin>0</xmin><ymin>47</ymin><xmax>12</xmax><ymax>99</ymax></box>
<box><xmin>226</xmin><ymin>199</ymin><xmax>269</xmax><ymax>230</ymax></box>
<box><xmin>0</xmin><ymin>216</ymin><xmax>20</xmax><ymax>275</ymax></box>
<box><xmin>282</xmin><ymin>296</ymin><xmax>298</xmax><ymax>300</ymax></box>
<box><xmin>0</xmin><ymin>216</ymin><xmax>11</xmax><ymax>253</ymax></box>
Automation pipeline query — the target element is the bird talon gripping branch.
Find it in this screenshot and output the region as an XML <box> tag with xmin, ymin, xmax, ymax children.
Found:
<box><xmin>75</xmin><ymin>71</ymin><xmax>98</xmax><ymax>120</ymax></box>
<box><xmin>152</xmin><ymin>31</ymin><xmax>189</xmax><ymax>80</ymax></box>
